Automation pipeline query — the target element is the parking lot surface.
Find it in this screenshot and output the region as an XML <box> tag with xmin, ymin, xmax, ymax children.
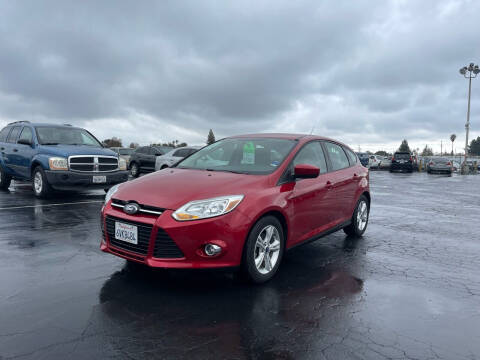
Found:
<box><xmin>0</xmin><ymin>172</ymin><xmax>479</xmax><ymax>359</ymax></box>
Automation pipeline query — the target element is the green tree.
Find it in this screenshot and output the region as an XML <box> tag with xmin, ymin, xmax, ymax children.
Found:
<box><xmin>103</xmin><ymin>137</ymin><xmax>122</xmax><ymax>147</ymax></box>
<box><xmin>421</xmin><ymin>145</ymin><xmax>433</xmax><ymax>156</ymax></box>
<box><xmin>470</xmin><ymin>136</ymin><xmax>480</xmax><ymax>156</ymax></box>
<box><xmin>207</xmin><ymin>129</ymin><xmax>216</xmax><ymax>145</ymax></box>
<box><xmin>375</xmin><ymin>150</ymin><xmax>389</xmax><ymax>156</ymax></box>
<box><xmin>398</xmin><ymin>139</ymin><xmax>411</xmax><ymax>153</ymax></box>
<box><xmin>450</xmin><ymin>134</ymin><xmax>456</xmax><ymax>155</ymax></box>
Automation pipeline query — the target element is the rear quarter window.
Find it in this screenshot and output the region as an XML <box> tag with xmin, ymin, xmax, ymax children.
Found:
<box><xmin>0</xmin><ymin>127</ymin><xmax>11</xmax><ymax>142</ymax></box>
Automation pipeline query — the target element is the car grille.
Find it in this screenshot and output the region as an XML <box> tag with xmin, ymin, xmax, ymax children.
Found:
<box><xmin>105</xmin><ymin>215</ymin><xmax>152</xmax><ymax>255</ymax></box>
<box><xmin>153</xmin><ymin>229</ymin><xmax>184</xmax><ymax>258</ymax></box>
<box><xmin>69</xmin><ymin>156</ymin><xmax>118</xmax><ymax>172</ymax></box>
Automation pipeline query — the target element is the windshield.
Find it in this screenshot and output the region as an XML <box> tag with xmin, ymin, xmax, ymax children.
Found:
<box><xmin>36</xmin><ymin>127</ymin><xmax>102</xmax><ymax>146</ymax></box>
<box><xmin>176</xmin><ymin>138</ymin><xmax>297</xmax><ymax>174</ymax></box>
<box><xmin>119</xmin><ymin>148</ymin><xmax>134</xmax><ymax>155</ymax></box>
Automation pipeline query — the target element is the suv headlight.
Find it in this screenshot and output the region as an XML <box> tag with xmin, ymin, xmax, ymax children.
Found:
<box><xmin>172</xmin><ymin>195</ymin><xmax>244</xmax><ymax>221</ymax></box>
<box><xmin>118</xmin><ymin>158</ymin><xmax>127</xmax><ymax>171</ymax></box>
<box><xmin>105</xmin><ymin>184</ymin><xmax>120</xmax><ymax>204</ymax></box>
<box><xmin>49</xmin><ymin>157</ymin><xmax>68</xmax><ymax>171</ymax></box>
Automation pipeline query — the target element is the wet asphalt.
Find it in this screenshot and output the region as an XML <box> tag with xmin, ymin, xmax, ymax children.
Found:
<box><xmin>0</xmin><ymin>172</ymin><xmax>479</xmax><ymax>360</ymax></box>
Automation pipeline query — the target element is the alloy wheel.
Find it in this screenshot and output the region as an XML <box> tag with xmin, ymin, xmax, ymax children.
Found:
<box><xmin>357</xmin><ymin>200</ymin><xmax>368</xmax><ymax>231</ymax></box>
<box><xmin>34</xmin><ymin>171</ymin><xmax>43</xmax><ymax>194</ymax></box>
<box><xmin>254</xmin><ymin>225</ymin><xmax>281</xmax><ymax>275</ymax></box>
<box><xmin>131</xmin><ymin>164</ymin><xmax>138</xmax><ymax>176</ymax></box>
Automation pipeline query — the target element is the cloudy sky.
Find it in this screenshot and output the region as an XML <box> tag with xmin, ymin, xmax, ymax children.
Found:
<box><xmin>1</xmin><ymin>0</ymin><xmax>479</xmax><ymax>153</ymax></box>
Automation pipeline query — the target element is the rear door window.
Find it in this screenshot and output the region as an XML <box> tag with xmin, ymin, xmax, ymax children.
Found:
<box><xmin>324</xmin><ymin>142</ymin><xmax>350</xmax><ymax>171</ymax></box>
<box><xmin>0</xmin><ymin>127</ymin><xmax>11</xmax><ymax>142</ymax></box>
<box><xmin>7</xmin><ymin>126</ymin><xmax>21</xmax><ymax>143</ymax></box>
<box><xmin>18</xmin><ymin>127</ymin><xmax>33</xmax><ymax>143</ymax></box>
<box><xmin>344</xmin><ymin>147</ymin><xmax>357</xmax><ymax>166</ymax></box>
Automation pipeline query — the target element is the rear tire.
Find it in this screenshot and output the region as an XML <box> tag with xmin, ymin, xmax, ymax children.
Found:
<box><xmin>343</xmin><ymin>195</ymin><xmax>369</xmax><ymax>237</ymax></box>
<box><xmin>0</xmin><ymin>165</ymin><xmax>12</xmax><ymax>190</ymax></box>
<box><xmin>32</xmin><ymin>166</ymin><xmax>53</xmax><ymax>198</ymax></box>
<box><xmin>130</xmin><ymin>162</ymin><xmax>140</xmax><ymax>178</ymax></box>
<box><xmin>242</xmin><ymin>216</ymin><xmax>285</xmax><ymax>283</ymax></box>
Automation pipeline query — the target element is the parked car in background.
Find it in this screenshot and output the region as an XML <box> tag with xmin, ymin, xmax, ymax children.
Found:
<box><xmin>110</xmin><ymin>147</ymin><xmax>134</xmax><ymax>167</ymax></box>
<box><xmin>368</xmin><ymin>155</ymin><xmax>382</xmax><ymax>169</ymax></box>
<box><xmin>129</xmin><ymin>145</ymin><xmax>174</xmax><ymax>177</ymax></box>
<box><xmin>102</xmin><ymin>134</ymin><xmax>370</xmax><ymax>283</ymax></box>
<box><xmin>390</xmin><ymin>152</ymin><xmax>413</xmax><ymax>172</ymax></box>
<box><xmin>452</xmin><ymin>160</ymin><xmax>460</xmax><ymax>172</ymax></box>
<box><xmin>427</xmin><ymin>157</ymin><xmax>453</xmax><ymax>174</ymax></box>
<box><xmin>0</xmin><ymin>121</ymin><xmax>128</xmax><ymax>197</ymax></box>
<box><xmin>155</xmin><ymin>146</ymin><xmax>202</xmax><ymax>171</ymax></box>
<box><xmin>379</xmin><ymin>156</ymin><xmax>392</xmax><ymax>169</ymax></box>
<box><xmin>356</xmin><ymin>152</ymin><xmax>369</xmax><ymax>167</ymax></box>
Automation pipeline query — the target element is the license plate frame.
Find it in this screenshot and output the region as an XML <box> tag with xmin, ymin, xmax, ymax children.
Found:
<box><xmin>114</xmin><ymin>222</ymin><xmax>138</xmax><ymax>245</ymax></box>
<box><xmin>92</xmin><ymin>175</ymin><xmax>107</xmax><ymax>184</ymax></box>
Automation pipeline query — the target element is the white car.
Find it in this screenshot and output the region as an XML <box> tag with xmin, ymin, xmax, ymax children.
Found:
<box><xmin>368</xmin><ymin>155</ymin><xmax>382</xmax><ymax>169</ymax></box>
<box><xmin>155</xmin><ymin>146</ymin><xmax>202</xmax><ymax>171</ymax></box>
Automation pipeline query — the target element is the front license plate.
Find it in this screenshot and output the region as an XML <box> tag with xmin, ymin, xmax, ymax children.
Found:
<box><xmin>93</xmin><ymin>175</ymin><xmax>107</xmax><ymax>184</ymax></box>
<box><xmin>399</xmin><ymin>160</ymin><xmax>405</xmax><ymax>163</ymax></box>
<box><xmin>115</xmin><ymin>222</ymin><xmax>138</xmax><ymax>244</ymax></box>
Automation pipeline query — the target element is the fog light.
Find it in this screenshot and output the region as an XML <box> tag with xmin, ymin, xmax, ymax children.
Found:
<box><xmin>204</xmin><ymin>244</ymin><xmax>222</xmax><ymax>256</ymax></box>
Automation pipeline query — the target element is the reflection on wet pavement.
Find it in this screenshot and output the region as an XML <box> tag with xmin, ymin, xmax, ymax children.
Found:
<box><xmin>0</xmin><ymin>173</ymin><xmax>479</xmax><ymax>359</ymax></box>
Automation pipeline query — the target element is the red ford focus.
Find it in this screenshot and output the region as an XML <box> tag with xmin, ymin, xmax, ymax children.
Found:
<box><xmin>101</xmin><ymin>134</ymin><xmax>370</xmax><ymax>283</ymax></box>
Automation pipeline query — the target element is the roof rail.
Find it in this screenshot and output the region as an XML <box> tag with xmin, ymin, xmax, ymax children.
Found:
<box><xmin>63</xmin><ymin>123</ymin><xmax>73</xmax><ymax>126</ymax></box>
<box><xmin>7</xmin><ymin>120</ymin><xmax>31</xmax><ymax>126</ymax></box>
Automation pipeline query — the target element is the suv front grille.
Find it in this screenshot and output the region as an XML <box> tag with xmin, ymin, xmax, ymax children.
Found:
<box><xmin>105</xmin><ymin>215</ymin><xmax>152</xmax><ymax>255</ymax></box>
<box><xmin>69</xmin><ymin>156</ymin><xmax>119</xmax><ymax>172</ymax></box>
<box><xmin>153</xmin><ymin>229</ymin><xmax>184</xmax><ymax>258</ymax></box>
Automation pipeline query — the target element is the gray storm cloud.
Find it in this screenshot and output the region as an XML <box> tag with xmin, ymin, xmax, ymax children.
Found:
<box><xmin>0</xmin><ymin>0</ymin><xmax>479</xmax><ymax>152</ymax></box>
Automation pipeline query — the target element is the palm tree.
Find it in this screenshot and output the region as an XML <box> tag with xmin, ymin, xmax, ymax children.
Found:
<box><xmin>450</xmin><ymin>134</ymin><xmax>456</xmax><ymax>155</ymax></box>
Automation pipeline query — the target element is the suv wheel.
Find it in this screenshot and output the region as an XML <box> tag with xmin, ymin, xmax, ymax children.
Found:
<box><xmin>242</xmin><ymin>216</ymin><xmax>285</xmax><ymax>283</ymax></box>
<box><xmin>344</xmin><ymin>195</ymin><xmax>369</xmax><ymax>237</ymax></box>
<box><xmin>0</xmin><ymin>165</ymin><xmax>12</xmax><ymax>190</ymax></box>
<box><xmin>33</xmin><ymin>166</ymin><xmax>53</xmax><ymax>198</ymax></box>
<box><xmin>130</xmin><ymin>162</ymin><xmax>140</xmax><ymax>177</ymax></box>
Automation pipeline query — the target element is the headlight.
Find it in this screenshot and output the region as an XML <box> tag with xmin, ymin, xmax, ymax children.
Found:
<box><xmin>172</xmin><ymin>195</ymin><xmax>244</xmax><ymax>221</ymax></box>
<box><xmin>105</xmin><ymin>184</ymin><xmax>120</xmax><ymax>204</ymax></box>
<box><xmin>118</xmin><ymin>158</ymin><xmax>127</xmax><ymax>171</ymax></box>
<box><xmin>48</xmin><ymin>157</ymin><xmax>68</xmax><ymax>171</ymax></box>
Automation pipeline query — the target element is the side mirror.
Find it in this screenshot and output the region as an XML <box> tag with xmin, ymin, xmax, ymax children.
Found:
<box><xmin>294</xmin><ymin>164</ymin><xmax>320</xmax><ymax>179</ymax></box>
<box><xmin>17</xmin><ymin>138</ymin><xmax>33</xmax><ymax>146</ymax></box>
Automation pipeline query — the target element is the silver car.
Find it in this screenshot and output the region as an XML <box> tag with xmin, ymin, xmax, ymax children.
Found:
<box><xmin>155</xmin><ymin>146</ymin><xmax>202</xmax><ymax>171</ymax></box>
<box><xmin>427</xmin><ymin>157</ymin><xmax>453</xmax><ymax>174</ymax></box>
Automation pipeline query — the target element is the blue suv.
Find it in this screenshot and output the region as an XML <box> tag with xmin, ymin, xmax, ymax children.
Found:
<box><xmin>0</xmin><ymin>121</ymin><xmax>129</xmax><ymax>197</ymax></box>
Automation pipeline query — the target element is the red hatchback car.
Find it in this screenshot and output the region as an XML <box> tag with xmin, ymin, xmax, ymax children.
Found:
<box><xmin>101</xmin><ymin>134</ymin><xmax>370</xmax><ymax>283</ymax></box>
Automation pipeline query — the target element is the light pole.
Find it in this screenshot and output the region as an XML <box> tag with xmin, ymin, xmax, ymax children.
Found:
<box><xmin>459</xmin><ymin>63</ymin><xmax>479</xmax><ymax>171</ymax></box>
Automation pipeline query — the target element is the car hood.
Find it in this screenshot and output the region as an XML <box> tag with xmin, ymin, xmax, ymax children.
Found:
<box><xmin>114</xmin><ymin>168</ymin><xmax>268</xmax><ymax>210</ymax></box>
<box><xmin>37</xmin><ymin>145</ymin><xmax>117</xmax><ymax>157</ymax></box>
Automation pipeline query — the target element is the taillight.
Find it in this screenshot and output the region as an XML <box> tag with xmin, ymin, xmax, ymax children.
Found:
<box><xmin>391</xmin><ymin>157</ymin><xmax>394</xmax><ymax>161</ymax></box>
<box><xmin>446</xmin><ymin>162</ymin><xmax>451</xmax><ymax>166</ymax></box>
<box><xmin>429</xmin><ymin>161</ymin><xmax>434</xmax><ymax>165</ymax></box>
<box><xmin>409</xmin><ymin>156</ymin><xmax>413</xmax><ymax>162</ymax></box>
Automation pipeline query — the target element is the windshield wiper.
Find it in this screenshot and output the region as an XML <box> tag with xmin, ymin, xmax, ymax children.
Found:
<box><xmin>205</xmin><ymin>168</ymin><xmax>245</xmax><ymax>174</ymax></box>
<box><xmin>41</xmin><ymin>142</ymin><xmax>59</xmax><ymax>145</ymax></box>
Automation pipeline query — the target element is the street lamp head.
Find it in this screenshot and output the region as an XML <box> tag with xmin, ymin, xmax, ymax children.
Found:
<box><xmin>459</xmin><ymin>67</ymin><xmax>467</xmax><ymax>75</ymax></box>
<box><xmin>468</xmin><ymin>63</ymin><xmax>475</xmax><ymax>71</ymax></box>
<box><xmin>474</xmin><ymin>65</ymin><xmax>480</xmax><ymax>75</ymax></box>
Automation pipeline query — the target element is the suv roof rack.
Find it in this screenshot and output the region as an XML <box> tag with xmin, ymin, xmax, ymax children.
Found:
<box><xmin>7</xmin><ymin>120</ymin><xmax>30</xmax><ymax>126</ymax></box>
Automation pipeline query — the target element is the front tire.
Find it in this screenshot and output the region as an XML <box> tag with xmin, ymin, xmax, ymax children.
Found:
<box><xmin>0</xmin><ymin>165</ymin><xmax>12</xmax><ymax>190</ymax></box>
<box><xmin>242</xmin><ymin>216</ymin><xmax>285</xmax><ymax>283</ymax></box>
<box><xmin>32</xmin><ymin>166</ymin><xmax>53</xmax><ymax>198</ymax></box>
<box><xmin>343</xmin><ymin>195</ymin><xmax>369</xmax><ymax>237</ymax></box>
<box><xmin>130</xmin><ymin>162</ymin><xmax>140</xmax><ymax>178</ymax></box>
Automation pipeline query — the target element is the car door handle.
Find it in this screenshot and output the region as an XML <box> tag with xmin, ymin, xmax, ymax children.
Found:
<box><xmin>13</xmin><ymin>149</ymin><xmax>18</xmax><ymax>152</ymax></box>
<box><xmin>353</xmin><ymin>173</ymin><xmax>359</xmax><ymax>178</ymax></box>
<box><xmin>326</xmin><ymin>181</ymin><xmax>333</xmax><ymax>190</ymax></box>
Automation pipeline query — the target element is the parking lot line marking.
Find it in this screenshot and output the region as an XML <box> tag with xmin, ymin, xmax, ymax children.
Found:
<box><xmin>0</xmin><ymin>200</ymin><xmax>104</xmax><ymax>210</ymax></box>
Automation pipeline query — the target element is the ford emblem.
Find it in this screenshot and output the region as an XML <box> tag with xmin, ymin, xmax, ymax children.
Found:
<box><xmin>124</xmin><ymin>202</ymin><xmax>140</xmax><ymax>215</ymax></box>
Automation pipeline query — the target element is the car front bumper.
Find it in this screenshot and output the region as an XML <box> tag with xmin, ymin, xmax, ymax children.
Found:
<box><xmin>100</xmin><ymin>202</ymin><xmax>252</xmax><ymax>269</ymax></box>
<box><xmin>45</xmin><ymin>170</ymin><xmax>129</xmax><ymax>190</ymax></box>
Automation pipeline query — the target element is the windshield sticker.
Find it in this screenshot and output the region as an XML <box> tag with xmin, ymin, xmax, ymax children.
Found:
<box><xmin>242</xmin><ymin>142</ymin><xmax>255</xmax><ymax>164</ymax></box>
<box><xmin>270</xmin><ymin>160</ymin><xmax>280</xmax><ymax>167</ymax></box>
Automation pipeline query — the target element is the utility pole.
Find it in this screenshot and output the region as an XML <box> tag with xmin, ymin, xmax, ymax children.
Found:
<box><xmin>459</xmin><ymin>63</ymin><xmax>479</xmax><ymax>173</ymax></box>
<box><xmin>441</xmin><ymin>140</ymin><xmax>443</xmax><ymax>156</ymax></box>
